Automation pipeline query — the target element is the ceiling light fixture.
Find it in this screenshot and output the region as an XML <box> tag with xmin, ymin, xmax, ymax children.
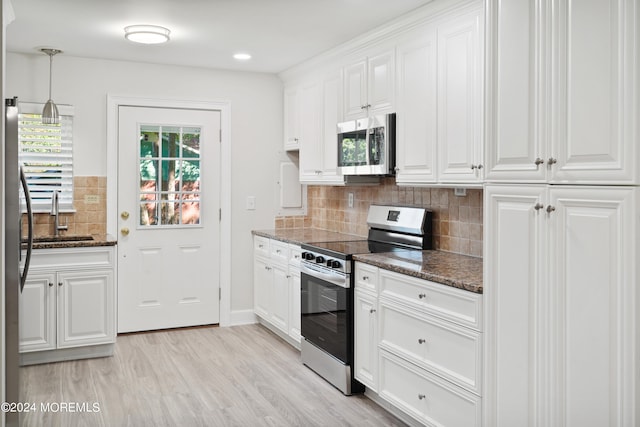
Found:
<box><xmin>124</xmin><ymin>25</ymin><xmax>170</xmax><ymax>44</ymax></box>
<box><xmin>233</xmin><ymin>53</ymin><xmax>252</xmax><ymax>61</ymax></box>
<box><xmin>40</xmin><ymin>48</ymin><xmax>62</xmax><ymax>125</ymax></box>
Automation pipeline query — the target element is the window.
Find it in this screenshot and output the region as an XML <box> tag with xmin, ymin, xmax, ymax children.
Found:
<box><xmin>18</xmin><ymin>102</ymin><xmax>74</xmax><ymax>212</ymax></box>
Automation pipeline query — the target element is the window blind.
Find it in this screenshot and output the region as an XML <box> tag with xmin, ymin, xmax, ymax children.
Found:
<box><xmin>18</xmin><ymin>102</ymin><xmax>74</xmax><ymax>212</ymax></box>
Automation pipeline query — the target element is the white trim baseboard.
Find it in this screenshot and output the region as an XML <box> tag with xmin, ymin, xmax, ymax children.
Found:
<box><xmin>229</xmin><ymin>309</ymin><xmax>258</xmax><ymax>326</ymax></box>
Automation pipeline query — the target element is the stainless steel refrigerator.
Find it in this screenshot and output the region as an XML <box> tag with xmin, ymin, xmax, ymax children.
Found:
<box><xmin>5</xmin><ymin>97</ymin><xmax>34</xmax><ymax>427</ymax></box>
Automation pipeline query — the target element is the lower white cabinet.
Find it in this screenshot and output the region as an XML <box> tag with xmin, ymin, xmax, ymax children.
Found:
<box><xmin>484</xmin><ymin>185</ymin><xmax>638</xmax><ymax>426</ymax></box>
<box><xmin>19</xmin><ymin>246</ymin><xmax>116</xmax><ymax>364</ymax></box>
<box><xmin>355</xmin><ymin>261</ymin><xmax>483</xmax><ymax>426</ymax></box>
<box><xmin>253</xmin><ymin>236</ymin><xmax>302</xmax><ymax>347</ymax></box>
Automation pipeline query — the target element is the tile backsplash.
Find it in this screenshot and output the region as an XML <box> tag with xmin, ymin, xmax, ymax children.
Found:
<box><xmin>275</xmin><ymin>178</ymin><xmax>483</xmax><ymax>257</ymax></box>
<box><xmin>23</xmin><ymin>176</ymin><xmax>107</xmax><ymax>238</ymax></box>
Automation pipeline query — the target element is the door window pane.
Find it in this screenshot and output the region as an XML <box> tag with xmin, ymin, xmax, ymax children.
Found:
<box><xmin>138</xmin><ymin>125</ymin><xmax>202</xmax><ymax>227</ymax></box>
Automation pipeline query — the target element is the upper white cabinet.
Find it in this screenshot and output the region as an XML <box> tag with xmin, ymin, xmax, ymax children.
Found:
<box><xmin>297</xmin><ymin>71</ymin><xmax>345</xmax><ymax>185</ymax></box>
<box><xmin>343</xmin><ymin>50</ymin><xmax>395</xmax><ymax>120</ymax></box>
<box><xmin>395</xmin><ymin>26</ymin><xmax>438</xmax><ymax>184</ymax></box>
<box><xmin>436</xmin><ymin>10</ymin><xmax>484</xmax><ymax>183</ymax></box>
<box><xmin>484</xmin><ymin>185</ymin><xmax>638</xmax><ymax>426</ymax></box>
<box><xmin>395</xmin><ymin>4</ymin><xmax>484</xmax><ymax>185</ymax></box>
<box><xmin>485</xmin><ymin>0</ymin><xmax>638</xmax><ymax>184</ymax></box>
<box><xmin>283</xmin><ymin>86</ymin><xmax>301</xmax><ymax>151</ymax></box>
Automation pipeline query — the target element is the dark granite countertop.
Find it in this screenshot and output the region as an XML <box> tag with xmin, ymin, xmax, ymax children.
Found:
<box><xmin>252</xmin><ymin>228</ymin><xmax>365</xmax><ymax>245</ymax></box>
<box><xmin>24</xmin><ymin>234</ymin><xmax>118</xmax><ymax>250</ymax></box>
<box><xmin>354</xmin><ymin>250</ymin><xmax>483</xmax><ymax>294</ymax></box>
<box><xmin>252</xmin><ymin>228</ymin><xmax>483</xmax><ymax>294</ymax></box>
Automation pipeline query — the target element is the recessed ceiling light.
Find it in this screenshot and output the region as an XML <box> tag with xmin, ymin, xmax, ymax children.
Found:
<box><xmin>233</xmin><ymin>53</ymin><xmax>252</xmax><ymax>61</ymax></box>
<box><xmin>124</xmin><ymin>25</ymin><xmax>171</xmax><ymax>44</ymax></box>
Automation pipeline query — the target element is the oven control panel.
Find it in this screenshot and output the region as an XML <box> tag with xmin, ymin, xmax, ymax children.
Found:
<box><xmin>301</xmin><ymin>251</ymin><xmax>347</xmax><ymax>274</ymax></box>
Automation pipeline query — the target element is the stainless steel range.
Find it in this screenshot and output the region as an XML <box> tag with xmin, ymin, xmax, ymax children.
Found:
<box><xmin>300</xmin><ymin>205</ymin><xmax>432</xmax><ymax>395</ymax></box>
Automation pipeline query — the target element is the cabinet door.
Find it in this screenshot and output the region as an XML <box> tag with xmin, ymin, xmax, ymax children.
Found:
<box><xmin>395</xmin><ymin>27</ymin><xmax>437</xmax><ymax>184</ymax></box>
<box><xmin>437</xmin><ymin>11</ymin><xmax>484</xmax><ymax>183</ymax></box>
<box><xmin>550</xmin><ymin>0</ymin><xmax>637</xmax><ymax>184</ymax></box>
<box><xmin>299</xmin><ymin>80</ymin><xmax>324</xmax><ymax>182</ymax></box>
<box><xmin>288</xmin><ymin>268</ymin><xmax>301</xmax><ymax>344</ymax></box>
<box><xmin>284</xmin><ymin>86</ymin><xmax>301</xmax><ymax>151</ymax></box>
<box><xmin>19</xmin><ymin>272</ymin><xmax>56</xmax><ymax>352</ymax></box>
<box><xmin>484</xmin><ymin>185</ymin><xmax>548</xmax><ymax>426</ymax></box>
<box><xmin>254</xmin><ymin>256</ymin><xmax>271</xmax><ymax>319</ymax></box>
<box><xmin>321</xmin><ymin>70</ymin><xmax>343</xmax><ymax>181</ymax></box>
<box><xmin>270</xmin><ymin>264</ymin><xmax>289</xmax><ymax>334</ymax></box>
<box><xmin>548</xmin><ymin>187</ymin><xmax>636</xmax><ymax>426</ymax></box>
<box><xmin>57</xmin><ymin>269</ymin><xmax>115</xmax><ymax>348</ymax></box>
<box><xmin>355</xmin><ymin>290</ymin><xmax>378</xmax><ymax>391</ymax></box>
<box><xmin>343</xmin><ymin>60</ymin><xmax>367</xmax><ymax>120</ymax></box>
<box><xmin>484</xmin><ymin>0</ymin><xmax>548</xmax><ymax>182</ymax></box>
<box><xmin>368</xmin><ymin>50</ymin><xmax>395</xmax><ymax>115</ymax></box>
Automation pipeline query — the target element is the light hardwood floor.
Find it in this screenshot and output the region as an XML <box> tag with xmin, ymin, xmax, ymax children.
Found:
<box><xmin>21</xmin><ymin>324</ymin><xmax>406</xmax><ymax>426</ymax></box>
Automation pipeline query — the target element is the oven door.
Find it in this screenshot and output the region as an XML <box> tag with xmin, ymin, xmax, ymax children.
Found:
<box><xmin>300</xmin><ymin>263</ymin><xmax>351</xmax><ymax>363</ymax></box>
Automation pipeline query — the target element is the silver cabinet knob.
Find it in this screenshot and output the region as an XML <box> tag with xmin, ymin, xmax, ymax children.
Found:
<box><xmin>362</xmin><ymin>276</ymin><xmax>369</xmax><ymax>281</ymax></box>
<box><xmin>369</xmin><ymin>308</ymin><xmax>376</xmax><ymax>314</ymax></box>
<box><xmin>534</xmin><ymin>203</ymin><xmax>544</xmax><ymax>211</ymax></box>
<box><xmin>548</xmin><ymin>157</ymin><xmax>557</xmax><ymax>165</ymax></box>
<box><xmin>394</xmin><ymin>166</ymin><xmax>400</xmax><ymax>172</ymax></box>
<box><xmin>418</xmin><ymin>394</ymin><xmax>426</xmax><ymax>400</ymax></box>
<box><xmin>49</xmin><ymin>282</ymin><xmax>54</xmax><ymax>287</ymax></box>
<box><xmin>418</xmin><ymin>338</ymin><xmax>426</xmax><ymax>344</ymax></box>
<box><xmin>418</xmin><ymin>293</ymin><xmax>427</xmax><ymax>299</ymax></box>
<box><xmin>534</xmin><ymin>158</ymin><xmax>545</xmax><ymax>166</ymax></box>
<box><xmin>546</xmin><ymin>205</ymin><xmax>556</xmax><ymax>213</ymax></box>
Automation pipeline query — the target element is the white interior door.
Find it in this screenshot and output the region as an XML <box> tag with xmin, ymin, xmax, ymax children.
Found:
<box><xmin>117</xmin><ymin>106</ymin><xmax>221</xmax><ymax>333</ymax></box>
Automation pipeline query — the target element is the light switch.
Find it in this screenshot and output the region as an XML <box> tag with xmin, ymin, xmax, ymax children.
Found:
<box><xmin>246</xmin><ymin>196</ymin><xmax>256</xmax><ymax>210</ymax></box>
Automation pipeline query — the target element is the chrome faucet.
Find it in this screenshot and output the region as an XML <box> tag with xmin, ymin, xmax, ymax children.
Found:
<box><xmin>51</xmin><ymin>190</ymin><xmax>68</xmax><ymax>236</ymax></box>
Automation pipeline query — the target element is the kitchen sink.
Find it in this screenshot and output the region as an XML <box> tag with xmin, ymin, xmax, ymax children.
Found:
<box><xmin>31</xmin><ymin>235</ymin><xmax>94</xmax><ymax>243</ymax></box>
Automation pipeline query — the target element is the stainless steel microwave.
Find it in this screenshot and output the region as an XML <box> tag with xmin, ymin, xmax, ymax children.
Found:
<box><xmin>337</xmin><ymin>113</ymin><xmax>396</xmax><ymax>176</ymax></box>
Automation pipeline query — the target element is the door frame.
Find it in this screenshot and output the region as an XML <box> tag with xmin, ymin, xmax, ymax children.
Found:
<box><xmin>106</xmin><ymin>95</ymin><xmax>231</xmax><ymax>326</ymax></box>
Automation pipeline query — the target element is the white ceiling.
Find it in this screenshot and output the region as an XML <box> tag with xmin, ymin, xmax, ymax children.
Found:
<box><xmin>6</xmin><ymin>0</ymin><xmax>434</xmax><ymax>74</ymax></box>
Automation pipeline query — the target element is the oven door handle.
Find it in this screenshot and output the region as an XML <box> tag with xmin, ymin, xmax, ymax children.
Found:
<box><xmin>301</xmin><ymin>263</ymin><xmax>350</xmax><ymax>289</ymax></box>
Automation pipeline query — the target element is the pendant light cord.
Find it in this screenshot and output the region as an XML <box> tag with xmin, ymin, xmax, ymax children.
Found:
<box><xmin>48</xmin><ymin>52</ymin><xmax>53</xmax><ymax>100</ymax></box>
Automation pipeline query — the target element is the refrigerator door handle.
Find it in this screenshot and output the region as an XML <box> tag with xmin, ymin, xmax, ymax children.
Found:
<box><xmin>19</xmin><ymin>165</ymin><xmax>33</xmax><ymax>292</ymax></box>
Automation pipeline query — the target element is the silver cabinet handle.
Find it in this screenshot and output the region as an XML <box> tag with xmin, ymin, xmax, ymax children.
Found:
<box><xmin>418</xmin><ymin>293</ymin><xmax>427</xmax><ymax>299</ymax></box>
<box><xmin>369</xmin><ymin>308</ymin><xmax>376</xmax><ymax>314</ymax></box>
<box><xmin>470</xmin><ymin>164</ymin><xmax>483</xmax><ymax>170</ymax></box>
<box><xmin>546</xmin><ymin>205</ymin><xmax>556</xmax><ymax>213</ymax></box>
<box><xmin>534</xmin><ymin>203</ymin><xmax>544</xmax><ymax>211</ymax></box>
<box><xmin>534</xmin><ymin>157</ymin><xmax>545</xmax><ymax>166</ymax></box>
<box><xmin>548</xmin><ymin>157</ymin><xmax>557</xmax><ymax>165</ymax></box>
<box><xmin>418</xmin><ymin>338</ymin><xmax>426</xmax><ymax>344</ymax></box>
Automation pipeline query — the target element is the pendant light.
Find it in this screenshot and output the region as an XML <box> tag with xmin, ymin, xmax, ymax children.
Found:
<box><xmin>40</xmin><ymin>48</ymin><xmax>62</xmax><ymax>125</ymax></box>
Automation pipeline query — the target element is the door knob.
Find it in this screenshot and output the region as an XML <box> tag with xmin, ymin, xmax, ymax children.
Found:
<box><xmin>121</xmin><ymin>211</ymin><xmax>130</xmax><ymax>220</ymax></box>
<box><xmin>121</xmin><ymin>227</ymin><xmax>130</xmax><ymax>236</ymax></box>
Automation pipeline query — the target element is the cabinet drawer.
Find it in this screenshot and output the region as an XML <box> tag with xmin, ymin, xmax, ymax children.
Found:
<box><xmin>254</xmin><ymin>236</ymin><xmax>270</xmax><ymax>258</ymax></box>
<box><xmin>269</xmin><ymin>240</ymin><xmax>290</xmax><ymax>265</ymax></box>
<box><xmin>379</xmin><ymin>350</ymin><xmax>481</xmax><ymax>427</ymax></box>
<box><xmin>379</xmin><ymin>300</ymin><xmax>481</xmax><ymax>394</ymax></box>
<box><xmin>29</xmin><ymin>247</ymin><xmax>114</xmax><ymax>270</ymax></box>
<box><xmin>355</xmin><ymin>262</ymin><xmax>379</xmax><ymax>294</ymax></box>
<box><xmin>289</xmin><ymin>244</ymin><xmax>302</xmax><ymax>268</ymax></box>
<box><xmin>379</xmin><ymin>269</ymin><xmax>482</xmax><ymax>331</ymax></box>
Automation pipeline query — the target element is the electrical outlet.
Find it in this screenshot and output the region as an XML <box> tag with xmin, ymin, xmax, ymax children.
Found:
<box><xmin>348</xmin><ymin>193</ymin><xmax>354</xmax><ymax>208</ymax></box>
<box><xmin>246</xmin><ymin>196</ymin><xmax>256</xmax><ymax>210</ymax></box>
<box><xmin>454</xmin><ymin>188</ymin><xmax>467</xmax><ymax>197</ymax></box>
<box><xmin>84</xmin><ymin>194</ymin><xmax>100</xmax><ymax>204</ymax></box>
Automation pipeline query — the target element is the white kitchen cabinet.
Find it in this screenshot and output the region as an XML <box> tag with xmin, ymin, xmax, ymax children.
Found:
<box><xmin>19</xmin><ymin>272</ymin><xmax>56</xmax><ymax>352</ymax></box>
<box><xmin>484</xmin><ymin>0</ymin><xmax>638</xmax><ymax>184</ymax></box>
<box><xmin>19</xmin><ymin>246</ymin><xmax>116</xmax><ymax>364</ymax></box>
<box><xmin>484</xmin><ymin>185</ymin><xmax>638</xmax><ymax>426</ymax></box>
<box><xmin>395</xmin><ymin>25</ymin><xmax>438</xmax><ymax>185</ymax></box>
<box><xmin>436</xmin><ymin>9</ymin><xmax>484</xmax><ymax>184</ymax></box>
<box><xmin>298</xmin><ymin>74</ymin><xmax>345</xmax><ymax>185</ymax></box>
<box><xmin>394</xmin><ymin>3</ymin><xmax>484</xmax><ymax>186</ymax></box>
<box><xmin>284</xmin><ymin>86</ymin><xmax>301</xmax><ymax>151</ymax></box>
<box><xmin>253</xmin><ymin>237</ymin><xmax>302</xmax><ymax>347</ymax></box>
<box><xmin>354</xmin><ymin>261</ymin><xmax>483</xmax><ymax>425</ymax></box>
<box><xmin>343</xmin><ymin>50</ymin><xmax>395</xmax><ymax>120</ymax></box>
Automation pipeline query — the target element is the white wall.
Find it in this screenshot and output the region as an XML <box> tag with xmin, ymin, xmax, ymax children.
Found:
<box><xmin>6</xmin><ymin>52</ymin><xmax>282</xmax><ymax>319</ymax></box>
